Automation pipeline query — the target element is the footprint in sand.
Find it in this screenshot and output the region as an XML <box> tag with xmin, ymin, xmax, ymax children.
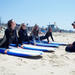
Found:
<box><xmin>1</xmin><ymin>72</ymin><xmax>16</xmax><ymax>75</ymax></box>
<box><xmin>70</xmin><ymin>71</ymin><xmax>75</xmax><ymax>75</ymax></box>
<box><xmin>0</xmin><ymin>66</ymin><xmax>6</xmax><ymax>72</ymax></box>
<box><xmin>17</xmin><ymin>63</ymin><xmax>22</xmax><ymax>66</ymax></box>
<box><xmin>0</xmin><ymin>66</ymin><xmax>16</xmax><ymax>75</ymax></box>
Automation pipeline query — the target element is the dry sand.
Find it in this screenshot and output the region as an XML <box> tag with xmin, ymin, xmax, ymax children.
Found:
<box><xmin>0</xmin><ymin>32</ymin><xmax>75</xmax><ymax>75</ymax></box>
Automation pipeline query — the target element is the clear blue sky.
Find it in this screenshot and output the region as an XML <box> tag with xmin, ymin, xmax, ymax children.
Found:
<box><xmin>0</xmin><ymin>0</ymin><xmax>75</xmax><ymax>30</ymax></box>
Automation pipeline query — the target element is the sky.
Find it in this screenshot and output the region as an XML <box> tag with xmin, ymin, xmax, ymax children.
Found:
<box><xmin>0</xmin><ymin>0</ymin><xmax>75</xmax><ymax>30</ymax></box>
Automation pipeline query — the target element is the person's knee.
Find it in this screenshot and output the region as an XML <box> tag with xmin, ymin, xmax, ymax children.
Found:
<box><xmin>65</xmin><ymin>46</ymin><xmax>75</xmax><ymax>52</ymax></box>
<box><xmin>65</xmin><ymin>46</ymin><xmax>71</xmax><ymax>52</ymax></box>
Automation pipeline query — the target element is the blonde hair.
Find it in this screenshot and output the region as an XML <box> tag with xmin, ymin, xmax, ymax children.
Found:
<box><xmin>18</xmin><ymin>23</ymin><xmax>26</xmax><ymax>32</ymax></box>
<box><xmin>32</xmin><ymin>24</ymin><xmax>39</xmax><ymax>32</ymax></box>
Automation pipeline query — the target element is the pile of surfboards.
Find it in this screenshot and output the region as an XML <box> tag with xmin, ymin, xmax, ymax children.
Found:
<box><xmin>0</xmin><ymin>41</ymin><xmax>66</xmax><ymax>57</ymax></box>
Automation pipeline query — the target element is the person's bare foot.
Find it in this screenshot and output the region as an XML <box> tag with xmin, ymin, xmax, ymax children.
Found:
<box><xmin>4</xmin><ymin>49</ymin><xmax>9</xmax><ymax>54</ymax></box>
<box><xmin>21</xmin><ymin>45</ymin><xmax>23</xmax><ymax>48</ymax></box>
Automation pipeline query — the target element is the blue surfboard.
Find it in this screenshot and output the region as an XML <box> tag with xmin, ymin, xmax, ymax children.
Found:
<box><xmin>29</xmin><ymin>41</ymin><xmax>59</xmax><ymax>48</ymax></box>
<box><xmin>9</xmin><ymin>44</ymin><xmax>56</xmax><ymax>52</ymax></box>
<box><xmin>0</xmin><ymin>48</ymin><xmax>43</xmax><ymax>57</ymax></box>
<box><xmin>39</xmin><ymin>41</ymin><xmax>67</xmax><ymax>46</ymax></box>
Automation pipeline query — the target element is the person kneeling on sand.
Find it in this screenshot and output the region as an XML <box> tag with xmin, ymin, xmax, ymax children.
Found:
<box><xmin>40</xmin><ymin>27</ymin><xmax>54</xmax><ymax>43</ymax></box>
<box><xmin>65</xmin><ymin>22</ymin><xmax>75</xmax><ymax>52</ymax></box>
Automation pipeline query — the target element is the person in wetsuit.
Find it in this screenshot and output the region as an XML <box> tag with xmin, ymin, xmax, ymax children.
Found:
<box><xmin>65</xmin><ymin>22</ymin><xmax>75</xmax><ymax>52</ymax></box>
<box><xmin>30</xmin><ymin>24</ymin><xmax>40</xmax><ymax>45</ymax></box>
<box><xmin>40</xmin><ymin>27</ymin><xmax>54</xmax><ymax>43</ymax></box>
<box><xmin>0</xmin><ymin>19</ymin><xmax>19</xmax><ymax>48</ymax></box>
<box><xmin>18</xmin><ymin>23</ymin><xmax>30</xmax><ymax>44</ymax></box>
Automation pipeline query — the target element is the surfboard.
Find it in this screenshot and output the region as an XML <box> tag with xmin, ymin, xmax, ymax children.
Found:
<box><xmin>10</xmin><ymin>44</ymin><xmax>56</xmax><ymax>52</ymax></box>
<box><xmin>30</xmin><ymin>42</ymin><xmax>59</xmax><ymax>47</ymax></box>
<box><xmin>40</xmin><ymin>41</ymin><xmax>67</xmax><ymax>46</ymax></box>
<box><xmin>22</xmin><ymin>44</ymin><xmax>56</xmax><ymax>52</ymax></box>
<box><xmin>0</xmin><ymin>48</ymin><xmax>43</xmax><ymax>57</ymax></box>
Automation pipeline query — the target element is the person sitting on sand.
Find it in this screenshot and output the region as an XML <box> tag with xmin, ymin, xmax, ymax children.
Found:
<box><xmin>40</xmin><ymin>27</ymin><xmax>54</xmax><ymax>43</ymax></box>
<box><xmin>30</xmin><ymin>24</ymin><xmax>41</xmax><ymax>45</ymax></box>
<box><xmin>65</xmin><ymin>22</ymin><xmax>75</xmax><ymax>52</ymax></box>
<box><xmin>0</xmin><ymin>19</ymin><xmax>19</xmax><ymax>48</ymax></box>
<box><xmin>18</xmin><ymin>23</ymin><xmax>30</xmax><ymax>44</ymax></box>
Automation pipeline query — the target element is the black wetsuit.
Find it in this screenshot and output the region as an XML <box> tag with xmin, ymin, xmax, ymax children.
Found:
<box><xmin>0</xmin><ymin>29</ymin><xmax>18</xmax><ymax>48</ymax></box>
<box><xmin>18</xmin><ymin>29</ymin><xmax>30</xmax><ymax>44</ymax></box>
<box><xmin>32</xmin><ymin>29</ymin><xmax>39</xmax><ymax>37</ymax></box>
<box><xmin>30</xmin><ymin>29</ymin><xmax>40</xmax><ymax>40</ymax></box>
<box><xmin>40</xmin><ymin>32</ymin><xmax>54</xmax><ymax>42</ymax></box>
<box><xmin>66</xmin><ymin>42</ymin><xmax>75</xmax><ymax>52</ymax></box>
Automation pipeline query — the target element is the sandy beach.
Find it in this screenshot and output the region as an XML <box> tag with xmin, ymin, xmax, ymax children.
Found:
<box><xmin>0</xmin><ymin>32</ymin><xmax>75</xmax><ymax>75</ymax></box>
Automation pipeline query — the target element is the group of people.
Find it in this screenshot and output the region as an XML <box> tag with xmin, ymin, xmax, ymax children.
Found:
<box><xmin>0</xmin><ymin>19</ymin><xmax>75</xmax><ymax>52</ymax></box>
<box><xmin>0</xmin><ymin>19</ymin><xmax>54</xmax><ymax>49</ymax></box>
